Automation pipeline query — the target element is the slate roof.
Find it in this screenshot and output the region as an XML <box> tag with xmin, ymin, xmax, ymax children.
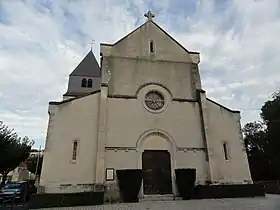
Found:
<box><xmin>70</xmin><ymin>50</ymin><xmax>101</xmax><ymax>77</ymax></box>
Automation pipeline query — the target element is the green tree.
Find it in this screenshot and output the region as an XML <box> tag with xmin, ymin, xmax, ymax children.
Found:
<box><xmin>0</xmin><ymin>121</ymin><xmax>34</xmax><ymax>187</ymax></box>
<box><xmin>244</xmin><ymin>91</ymin><xmax>280</xmax><ymax>181</ymax></box>
<box><xmin>243</xmin><ymin>122</ymin><xmax>272</xmax><ymax>181</ymax></box>
<box><xmin>26</xmin><ymin>156</ymin><xmax>43</xmax><ymax>176</ymax></box>
<box><xmin>260</xmin><ymin>92</ymin><xmax>280</xmax><ymax>179</ymax></box>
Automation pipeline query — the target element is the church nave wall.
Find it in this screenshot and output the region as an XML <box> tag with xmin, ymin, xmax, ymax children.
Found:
<box><xmin>176</xmin><ymin>150</ymin><xmax>208</xmax><ymax>184</ymax></box>
<box><xmin>106</xmin><ymin>96</ymin><xmax>205</xmax><ymax>149</ymax></box>
<box><xmin>40</xmin><ymin>93</ymin><xmax>100</xmax><ymax>193</ymax></box>
<box><xmin>107</xmin><ymin>20</ymin><xmax>194</xmax><ymax>63</ymax></box>
<box><xmin>205</xmin><ymin>100</ymin><xmax>252</xmax><ymax>184</ymax></box>
<box><xmin>106</xmin><ymin>57</ymin><xmax>196</xmax><ymax>100</ymax></box>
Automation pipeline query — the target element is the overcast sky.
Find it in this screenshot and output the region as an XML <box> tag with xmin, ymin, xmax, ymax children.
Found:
<box><xmin>1</xmin><ymin>0</ymin><xmax>279</xmax><ymax>148</ymax></box>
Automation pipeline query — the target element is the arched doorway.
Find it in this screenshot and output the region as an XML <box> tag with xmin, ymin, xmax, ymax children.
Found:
<box><xmin>142</xmin><ymin>150</ymin><xmax>172</xmax><ymax>194</ymax></box>
<box><xmin>136</xmin><ymin>129</ymin><xmax>176</xmax><ymax>196</ymax></box>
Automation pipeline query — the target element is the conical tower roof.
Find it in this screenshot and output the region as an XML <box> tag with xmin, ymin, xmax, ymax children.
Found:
<box><xmin>70</xmin><ymin>51</ymin><xmax>100</xmax><ymax>77</ymax></box>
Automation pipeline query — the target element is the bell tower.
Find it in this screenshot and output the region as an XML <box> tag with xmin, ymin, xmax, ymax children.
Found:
<box><xmin>63</xmin><ymin>50</ymin><xmax>101</xmax><ymax>100</ymax></box>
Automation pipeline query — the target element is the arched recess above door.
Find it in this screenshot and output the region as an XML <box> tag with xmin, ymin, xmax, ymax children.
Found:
<box><xmin>136</xmin><ymin>129</ymin><xmax>177</xmax><ymax>152</ymax></box>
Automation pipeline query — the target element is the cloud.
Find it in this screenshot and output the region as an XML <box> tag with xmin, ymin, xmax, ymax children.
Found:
<box><xmin>167</xmin><ymin>0</ymin><xmax>280</xmax><ymax>124</ymax></box>
<box><xmin>0</xmin><ymin>0</ymin><xmax>279</xmax><ymax>147</ymax></box>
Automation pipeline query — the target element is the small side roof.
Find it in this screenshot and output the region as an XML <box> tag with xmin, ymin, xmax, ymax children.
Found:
<box><xmin>51</xmin><ymin>89</ymin><xmax>101</xmax><ymax>105</ymax></box>
<box><xmin>70</xmin><ymin>51</ymin><xmax>101</xmax><ymax>77</ymax></box>
<box><xmin>206</xmin><ymin>98</ymin><xmax>240</xmax><ymax>113</ymax></box>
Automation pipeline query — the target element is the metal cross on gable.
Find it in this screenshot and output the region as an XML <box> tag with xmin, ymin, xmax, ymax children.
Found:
<box><xmin>89</xmin><ymin>39</ymin><xmax>95</xmax><ymax>51</ymax></box>
<box><xmin>144</xmin><ymin>10</ymin><xmax>155</xmax><ymax>21</ymax></box>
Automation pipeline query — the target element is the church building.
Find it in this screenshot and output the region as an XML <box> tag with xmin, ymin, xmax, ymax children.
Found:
<box><xmin>40</xmin><ymin>11</ymin><xmax>252</xmax><ymax>197</ymax></box>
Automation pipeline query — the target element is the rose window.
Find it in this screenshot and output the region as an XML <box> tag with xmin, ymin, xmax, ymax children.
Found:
<box><xmin>144</xmin><ymin>91</ymin><xmax>165</xmax><ymax>110</ymax></box>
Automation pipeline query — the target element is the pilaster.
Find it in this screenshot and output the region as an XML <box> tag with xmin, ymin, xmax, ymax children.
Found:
<box><xmin>95</xmin><ymin>55</ymin><xmax>110</xmax><ymax>189</ymax></box>
<box><xmin>197</xmin><ymin>89</ymin><xmax>215</xmax><ymax>183</ymax></box>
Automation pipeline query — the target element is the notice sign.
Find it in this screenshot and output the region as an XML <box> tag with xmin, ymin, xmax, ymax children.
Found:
<box><xmin>106</xmin><ymin>168</ymin><xmax>114</xmax><ymax>181</ymax></box>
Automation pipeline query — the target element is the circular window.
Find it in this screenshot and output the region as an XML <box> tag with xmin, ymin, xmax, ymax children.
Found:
<box><xmin>144</xmin><ymin>91</ymin><xmax>165</xmax><ymax>110</ymax></box>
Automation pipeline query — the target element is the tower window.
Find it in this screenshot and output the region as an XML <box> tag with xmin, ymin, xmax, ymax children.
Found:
<box><xmin>87</xmin><ymin>79</ymin><xmax>93</xmax><ymax>88</ymax></box>
<box><xmin>223</xmin><ymin>142</ymin><xmax>229</xmax><ymax>161</ymax></box>
<box><xmin>150</xmin><ymin>40</ymin><xmax>154</xmax><ymax>53</ymax></box>
<box><xmin>72</xmin><ymin>141</ymin><xmax>78</xmax><ymax>161</ymax></box>
<box><xmin>81</xmin><ymin>78</ymin><xmax>87</xmax><ymax>87</ymax></box>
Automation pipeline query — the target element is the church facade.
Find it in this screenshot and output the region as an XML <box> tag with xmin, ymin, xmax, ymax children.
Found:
<box><xmin>40</xmin><ymin>12</ymin><xmax>252</xmax><ymax>197</ymax></box>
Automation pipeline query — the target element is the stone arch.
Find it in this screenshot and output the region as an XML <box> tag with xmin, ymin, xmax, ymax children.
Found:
<box><xmin>136</xmin><ymin>129</ymin><xmax>177</xmax><ymax>196</ymax></box>
<box><xmin>135</xmin><ymin>83</ymin><xmax>173</xmax><ymax>98</ymax></box>
<box><xmin>136</xmin><ymin>129</ymin><xmax>177</xmax><ymax>151</ymax></box>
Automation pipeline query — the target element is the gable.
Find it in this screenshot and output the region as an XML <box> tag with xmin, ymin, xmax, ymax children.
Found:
<box><xmin>101</xmin><ymin>21</ymin><xmax>199</xmax><ymax>63</ymax></box>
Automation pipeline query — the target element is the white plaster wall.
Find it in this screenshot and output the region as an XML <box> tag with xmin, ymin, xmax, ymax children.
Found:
<box><xmin>104</xmin><ymin>84</ymin><xmax>208</xmax><ymax>196</ymax></box>
<box><xmin>102</xmin><ymin>20</ymin><xmax>207</xmax><ymax>191</ymax></box>
<box><xmin>104</xmin><ymin>150</ymin><xmax>138</xmax><ymax>200</ymax></box>
<box><xmin>105</xmin><ymin>133</ymin><xmax>179</xmax><ymax>197</ymax></box>
<box><xmin>101</xmin><ymin>21</ymin><xmax>200</xmax><ymax>100</ymax></box>
<box><xmin>206</xmin><ymin>100</ymin><xmax>252</xmax><ymax>184</ymax></box>
<box><xmin>176</xmin><ymin>151</ymin><xmax>208</xmax><ymax>184</ymax></box>
<box><xmin>105</xmin><ymin>150</ymin><xmax>138</xmax><ymax>170</ymax></box>
<box><xmin>104</xmin><ymin>135</ymin><xmax>172</xmax><ymax>181</ymax></box>
<box><xmin>40</xmin><ymin>93</ymin><xmax>100</xmax><ymax>193</ymax></box>
<box><xmin>106</xmin><ymin>85</ymin><xmax>204</xmax><ymax>149</ymax></box>
<box><xmin>107</xmin><ymin>58</ymin><xmax>195</xmax><ymax>100</ymax></box>
<box><xmin>110</xmin><ymin>21</ymin><xmax>194</xmax><ymax>62</ymax></box>
<box><xmin>140</xmin><ymin>135</ymin><xmax>171</xmax><ymax>150</ymax></box>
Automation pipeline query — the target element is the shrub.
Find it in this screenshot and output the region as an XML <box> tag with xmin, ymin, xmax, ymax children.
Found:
<box><xmin>193</xmin><ymin>184</ymin><xmax>265</xmax><ymax>199</ymax></box>
<box><xmin>29</xmin><ymin>192</ymin><xmax>104</xmax><ymax>209</ymax></box>
<box><xmin>116</xmin><ymin>169</ymin><xmax>143</xmax><ymax>203</ymax></box>
<box><xmin>175</xmin><ymin>168</ymin><xmax>196</xmax><ymax>200</ymax></box>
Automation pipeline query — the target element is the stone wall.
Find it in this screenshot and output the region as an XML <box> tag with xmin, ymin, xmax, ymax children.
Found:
<box><xmin>205</xmin><ymin>99</ymin><xmax>252</xmax><ymax>184</ymax></box>
<box><xmin>104</xmin><ymin>182</ymin><xmax>121</xmax><ymax>203</ymax></box>
<box><xmin>40</xmin><ymin>93</ymin><xmax>100</xmax><ymax>193</ymax></box>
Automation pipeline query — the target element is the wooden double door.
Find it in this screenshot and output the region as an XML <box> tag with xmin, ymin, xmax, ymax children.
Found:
<box><xmin>142</xmin><ymin>150</ymin><xmax>172</xmax><ymax>195</ymax></box>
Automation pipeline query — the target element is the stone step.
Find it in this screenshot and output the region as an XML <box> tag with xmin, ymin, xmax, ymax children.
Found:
<box><xmin>140</xmin><ymin>194</ymin><xmax>181</xmax><ymax>202</ymax></box>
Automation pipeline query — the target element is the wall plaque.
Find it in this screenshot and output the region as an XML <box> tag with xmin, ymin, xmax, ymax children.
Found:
<box><xmin>106</xmin><ymin>168</ymin><xmax>114</xmax><ymax>181</ymax></box>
